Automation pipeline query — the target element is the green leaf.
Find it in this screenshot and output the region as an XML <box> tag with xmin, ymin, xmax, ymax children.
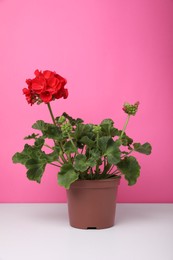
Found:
<box><xmin>133</xmin><ymin>142</ymin><xmax>152</xmax><ymax>155</ymax></box>
<box><xmin>64</xmin><ymin>141</ymin><xmax>77</xmax><ymax>153</ymax></box>
<box><xmin>75</xmin><ymin>124</ymin><xmax>94</xmax><ymax>141</ymax></box>
<box><xmin>89</xmin><ymin>149</ymin><xmax>101</xmax><ymax>161</ymax></box>
<box><xmin>98</xmin><ymin>137</ymin><xmax>121</xmax><ymax>165</ymax></box>
<box><xmin>105</xmin><ymin>139</ymin><xmax>121</xmax><ymax>165</ymax></box>
<box><xmin>74</xmin><ymin>154</ymin><xmax>89</xmax><ymax>172</ymax></box>
<box><xmin>32</xmin><ymin>120</ymin><xmax>46</xmax><ymax>131</ymax></box>
<box><xmin>25</xmin><ymin>158</ymin><xmax>46</xmax><ymax>169</ymax></box>
<box><xmin>61</xmin><ymin>112</ymin><xmax>84</xmax><ymax>126</ymax></box>
<box><xmin>98</xmin><ymin>136</ymin><xmax>110</xmax><ymax>153</ymax></box>
<box><xmin>12</xmin><ymin>144</ymin><xmax>34</xmax><ymax>165</ymax></box>
<box><xmin>87</xmin><ymin>157</ymin><xmax>97</xmax><ymax>167</ymax></box>
<box><xmin>12</xmin><ymin>141</ymin><xmax>48</xmax><ymax>165</ymax></box>
<box><xmin>100</xmin><ymin>118</ymin><xmax>114</xmax><ymax>126</ymax></box>
<box><xmin>12</xmin><ymin>141</ymin><xmax>60</xmax><ymax>183</ymax></box>
<box><xmin>25</xmin><ymin>159</ymin><xmax>46</xmax><ymax>183</ymax></box>
<box><xmin>73</xmin><ymin>153</ymin><xmax>97</xmax><ymax>171</ymax></box>
<box><xmin>80</xmin><ymin>136</ymin><xmax>95</xmax><ymax>148</ymax></box>
<box><xmin>117</xmin><ymin>156</ymin><xmax>141</xmax><ymax>185</ymax></box>
<box><xmin>12</xmin><ymin>152</ymin><xmax>29</xmax><ymax>165</ymax></box>
<box><xmin>110</xmin><ymin>128</ymin><xmax>120</xmax><ymax>137</ymax></box>
<box><xmin>100</xmin><ymin>119</ymin><xmax>119</xmax><ymax>137</ymax></box>
<box><xmin>24</xmin><ymin>133</ymin><xmax>39</xmax><ymax>140</ymax></box>
<box><xmin>32</xmin><ymin>120</ymin><xmax>63</xmax><ymax>141</ymax></box>
<box><xmin>58</xmin><ymin>163</ymin><xmax>79</xmax><ymax>189</ymax></box>
<box><xmin>34</xmin><ymin>137</ymin><xmax>45</xmax><ymax>148</ymax></box>
<box><xmin>43</xmin><ymin>125</ymin><xmax>61</xmax><ymax>139</ymax></box>
<box><xmin>121</xmin><ymin>133</ymin><xmax>133</xmax><ymax>146</ymax></box>
<box><xmin>45</xmin><ymin>148</ymin><xmax>60</xmax><ymax>163</ymax></box>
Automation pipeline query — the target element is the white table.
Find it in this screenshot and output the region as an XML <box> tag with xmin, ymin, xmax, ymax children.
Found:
<box><xmin>0</xmin><ymin>204</ymin><xmax>172</xmax><ymax>260</ymax></box>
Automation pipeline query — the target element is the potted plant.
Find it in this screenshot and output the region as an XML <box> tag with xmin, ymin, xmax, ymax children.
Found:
<box><xmin>12</xmin><ymin>69</ymin><xmax>152</xmax><ymax>229</ymax></box>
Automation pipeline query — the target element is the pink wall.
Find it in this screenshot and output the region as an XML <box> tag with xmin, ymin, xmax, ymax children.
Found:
<box><xmin>0</xmin><ymin>0</ymin><xmax>173</xmax><ymax>203</ymax></box>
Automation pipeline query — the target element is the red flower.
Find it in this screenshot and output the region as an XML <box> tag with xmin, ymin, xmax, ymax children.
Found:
<box><xmin>23</xmin><ymin>70</ymin><xmax>68</xmax><ymax>105</ymax></box>
<box><xmin>40</xmin><ymin>91</ymin><xmax>53</xmax><ymax>103</ymax></box>
<box><xmin>54</xmin><ymin>87</ymin><xmax>68</xmax><ymax>99</ymax></box>
<box><xmin>22</xmin><ymin>88</ymin><xmax>36</xmax><ymax>105</ymax></box>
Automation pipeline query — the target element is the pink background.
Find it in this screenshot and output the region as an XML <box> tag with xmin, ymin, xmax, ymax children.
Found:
<box><xmin>0</xmin><ymin>0</ymin><xmax>173</xmax><ymax>203</ymax></box>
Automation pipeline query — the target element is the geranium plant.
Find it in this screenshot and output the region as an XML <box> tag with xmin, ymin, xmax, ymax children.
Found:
<box><xmin>12</xmin><ymin>70</ymin><xmax>152</xmax><ymax>189</ymax></box>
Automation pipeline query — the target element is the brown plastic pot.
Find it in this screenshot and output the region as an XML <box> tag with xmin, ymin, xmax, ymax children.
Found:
<box><xmin>66</xmin><ymin>177</ymin><xmax>120</xmax><ymax>229</ymax></box>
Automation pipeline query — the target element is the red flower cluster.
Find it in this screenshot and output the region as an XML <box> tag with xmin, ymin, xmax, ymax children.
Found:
<box><xmin>23</xmin><ymin>70</ymin><xmax>68</xmax><ymax>105</ymax></box>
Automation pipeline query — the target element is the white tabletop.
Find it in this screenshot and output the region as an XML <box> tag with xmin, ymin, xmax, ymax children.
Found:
<box><xmin>0</xmin><ymin>203</ymin><xmax>172</xmax><ymax>260</ymax></box>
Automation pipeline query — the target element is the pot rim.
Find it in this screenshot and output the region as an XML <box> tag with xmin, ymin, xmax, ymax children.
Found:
<box><xmin>68</xmin><ymin>177</ymin><xmax>121</xmax><ymax>189</ymax></box>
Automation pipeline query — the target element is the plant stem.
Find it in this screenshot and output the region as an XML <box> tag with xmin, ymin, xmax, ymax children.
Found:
<box><xmin>107</xmin><ymin>165</ymin><xmax>114</xmax><ymax>174</ymax></box>
<box><xmin>67</xmin><ymin>154</ymin><xmax>72</xmax><ymax>163</ymax></box>
<box><xmin>121</xmin><ymin>150</ymin><xmax>133</xmax><ymax>159</ymax></box>
<box><xmin>47</xmin><ymin>102</ymin><xmax>67</xmax><ymax>163</ymax></box>
<box><xmin>59</xmin><ymin>144</ymin><xmax>67</xmax><ymax>163</ymax></box>
<box><xmin>96</xmin><ymin>132</ymin><xmax>99</xmax><ymax>147</ymax></box>
<box><xmin>95</xmin><ymin>132</ymin><xmax>100</xmax><ymax>174</ymax></box>
<box><xmin>49</xmin><ymin>162</ymin><xmax>60</xmax><ymax>167</ymax></box>
<box><xmin>120</xmin><ymin>114</ymin><xmax>131</xmax><ymax>139</ymax></box>
<box><xmin>103</xmin><ymin>157</ymin><xmax>106</xmax><ymax>168</ymax></box>
<box><xmin>44</xmin><ymin>144</ymin><xmax>54</xmax><ymax>150</ymax></box>
<box><xmin>47</xmin><ymin>103</ymin><xmax>56</xmax><ymax>125</ymax></box>
<box><xmin>102</xmin><ymin>160</ymin><xmax>111</xmax><ymax>175</ymax></box>
<box><xmin>95</xmin><ymin>164</ymin><xmax>99</xmax><ymax>174</ymax></box>
<box><xmin>81</xmin><ymin>146</ymin><xmax>84</xmax><ymax>154</ymax></box>
<box><xmin>111</xmin><ymin>169</ymin><xmax>120</xmax><ymax>175</ymax></box>
<box><xmin>68</xmin><ymin>133</ymin><xmax>78</xmax><ymax>154</ymax></box>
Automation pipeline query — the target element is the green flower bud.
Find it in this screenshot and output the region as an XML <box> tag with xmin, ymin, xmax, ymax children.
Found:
<box><xmin>122</xmin><ymin>101</ymin><xmax>139</xmax><ymax>116</ymax></box>
<box><xmin>58</xmin><ymin>116</ymin><xmax>66</xmax><ymax>124</ymax></box>
<box><xmin>93</xmin><ymin>125</ymin><xmax>102</xmax><ymax>134</ymax></box>
<box><xmin>61</xmin><ymin>122</ymin><xmax>72</xmax><ymax>134</ymax></box>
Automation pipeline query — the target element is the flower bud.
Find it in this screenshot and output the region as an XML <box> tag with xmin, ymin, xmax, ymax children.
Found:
<box><xmin>58</xmin><ymin>116</ymin><xmax>66</xmax><ymax>124</ymax></box>
<box><xmin>93</xmin><ymin>125</ymin><xmax>102</xmax><ymax>134</ymax></box>
<box><xmin>122</xmin><ymin>101</ymin><xmax>139</xmax><ymax>116</ymax></box>
<box><xmin>61</xmin><ymin>122</ymin><xmax>72</xmax><ymax>134</ymax></box>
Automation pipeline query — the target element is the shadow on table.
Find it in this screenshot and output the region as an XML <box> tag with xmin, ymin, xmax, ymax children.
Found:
<box><xmin>25</xmin><ymin>203</ymin><xmax>172</xmax><ymax>227</ymax></box>
<box><xmin>28</xmin><ymin>204</ymin><xmax>69</xmax><ymax>224</ymax></box>
<box><xmin>115</xmin><ymin>203</ymin><xmax>173</xmax><ymax>225</ymax></box>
